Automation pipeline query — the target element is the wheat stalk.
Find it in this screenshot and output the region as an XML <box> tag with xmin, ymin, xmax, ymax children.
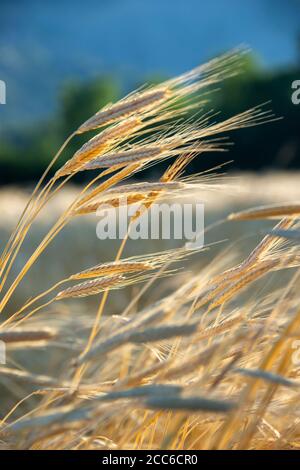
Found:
<box><xmin>77</xmin><ymin>89</ymin><xmax>169</xmax><ymax>133</ymax></box>
<box><xmin>208</xmin><ymin>261</ymin><xmax>278</xmax><ymax>310</ymax></box>
<box><xmin>0</xmin><ymin>328</ymin><xmax>56</xmax><ymax>343</ymax></box>
<box><xmin>56</xmin><ymin>118</ymin><xmax>142</xmax><ymax>177</ymax></box>
<box><xmin>145</xmin><ymin>395</ymin><xmax>236</xmax><ymax>413</ymax></box>
<box><xmin>55</xmin><ymin>275</ymin><xmax>124</xmax><ymax>300</ymax></box>
<box><xmin>2</xmin><ymin>50</ymin><xmax>298</xmax><ymax>451</ymax></box>
<box><xmin>228</xmin><ymin>203</ymin><xmax>300</xmax><ymax>221</ymax></box>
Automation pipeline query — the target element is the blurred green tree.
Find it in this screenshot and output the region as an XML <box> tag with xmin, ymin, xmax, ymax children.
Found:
<box><xmin>60</xmin><ymin>77</ymin><xmax>120</xmax><ymax>135</ymax></box>
<box><xmin>0</xmin><ymin>57</ymin><xmax>299</xmax><ymax>184</ymax></box>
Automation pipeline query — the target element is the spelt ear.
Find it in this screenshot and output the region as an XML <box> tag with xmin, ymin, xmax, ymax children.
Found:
<box><xmin>228</xmin><ymin>203</ymin><xmax>300</xmax><ymax>220</ymax></box>
<box><xmin>55</xmin><ymin>275</ymin><xmax>124</xmax><ymax>299</ymax></box>
<box><xmin>3</xmin><ymin>50</ymin><xmax>296</xmax><ymax>451</ymax></box>
<box><xmin>56</xmin><ymin>118</ymin><xmax>142</xmax><ymax>177</ymax></box>
<box><xmin>77</xmin><ymin>89</ymin><xmax>169</xmax><ymax>133</ymax></box>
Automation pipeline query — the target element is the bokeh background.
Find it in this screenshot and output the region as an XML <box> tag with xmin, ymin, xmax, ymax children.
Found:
<box><xmin>0</xmin><ymin>0</ymin><xmax>300</xmax><ymax>184</ymax></box>
<box><xmin>1</xmin><ymin>1</ymin><xmax>300</xmax><ymax>427</ymax></box>
<box><xmin>0</xmin><ymin>0</ymin><xmax>300</xmax><ymax>314</ymax></box>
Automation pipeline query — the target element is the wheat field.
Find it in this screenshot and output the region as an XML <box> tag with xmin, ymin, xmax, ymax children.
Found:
<box><xmin>0</xmin><ymin>51</ymin><xmax>300</xmax><ymax>450</ymax></box>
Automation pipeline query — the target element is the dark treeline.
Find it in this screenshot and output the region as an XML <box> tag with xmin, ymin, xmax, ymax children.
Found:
<box><xmin>0</xmin><ymin>54</ymin><xmax>299</xmax><ymax>185</ymax></box>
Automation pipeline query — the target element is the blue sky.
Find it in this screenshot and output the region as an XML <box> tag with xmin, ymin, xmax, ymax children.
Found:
<box><xmin>0</xmin><ymin>0</ymin><xmax>299</xmax><ymax>127</ymax></box>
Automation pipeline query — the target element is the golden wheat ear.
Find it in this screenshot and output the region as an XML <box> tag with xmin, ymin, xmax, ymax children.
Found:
<box><xmin>56</xmin><ymin>118</ymin><xmax>142</xmax><ymax>177</ymax></box>
<box><xmin>228</xmin><ymin>203</ymin><xmax>300</xmax><ymax>221</ymax></box>
<box><xmin>77</xmin><ymin>89</ymin><xmax>169</xmax><ymax>133</ymax></box>
<box><xmin>3</xmin><ymin>50</ymin><xmax>295</xmax><ymax>451</ymax></box>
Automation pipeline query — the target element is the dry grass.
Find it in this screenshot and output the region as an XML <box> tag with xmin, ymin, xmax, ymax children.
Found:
<box><xmin>0</xmin><ymin>50</ymin><xmax>300</xmax><ymax>450</ymax></box>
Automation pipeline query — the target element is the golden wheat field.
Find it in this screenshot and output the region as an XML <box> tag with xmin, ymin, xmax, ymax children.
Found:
<box><xmin>1</xmin><ymin>52</ymin><xmax>300</xmax><ymax>450</ymax></box>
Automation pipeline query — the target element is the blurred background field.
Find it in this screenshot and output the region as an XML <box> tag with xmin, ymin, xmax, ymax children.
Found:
<box><xmin>1</xmin><ymin>172</ymin><xmax>299</xmax><ymax>315</ymax></box>
<box><xmin>0</xmin><ymin>0</ymin><xmax>300</xmax><ymax>313</ymax></box>
<box><xmin>1</xmin><ymin>3</ymin><xmax>300</xmax><ymax>446</ymax></box>
<box><xmin>0</xmin><ymin>0</ymin><xmax>300</xmax><ymax>184</ymax></box>
<box><xmin>1</xmin><ymin>173</ymin><xmax>300</xmax><ymax>422</ymax></box>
